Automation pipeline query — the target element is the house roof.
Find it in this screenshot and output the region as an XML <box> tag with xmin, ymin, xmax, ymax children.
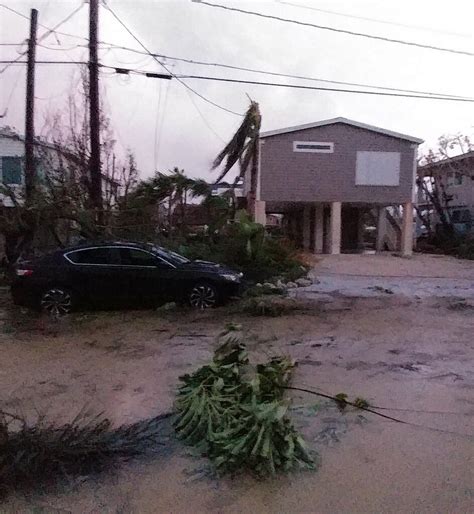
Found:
<box><xmin>260</xmin><ymin>117</ymin><xmax>424</xmax><ymax>144</ymax></box>
<box><xmin>419</xmin><ymin>150</ymin><xmax>474</xmax><ymax>172</ymax></box>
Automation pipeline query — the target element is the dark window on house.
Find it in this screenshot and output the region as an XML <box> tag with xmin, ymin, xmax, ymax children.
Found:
<box><xmin>293</xmin><ymin>141</ymin><xmax>334</xmax><ymax>153</ymax></box>
<box><xmin>2</xmin><ymin>156</ymin><xmax>22</xmax><ymax>185</ymax></box>
<box><xmin>119</xmin><ymin>248</ymin><xmax>158</xmax><ymax>267</ymax></box>
<box><xmin>447</xmin><ymin>172</ymin><xmax>463</xmax><ymax>186</ymax></box>
<box><xmin>451</xmin><ymin>209</ymin><xmax>471</xmax><ymax>223</ymax></box>
<box><xmin>66</xmin><ymin>248</ymin><xmax>113</xmax><ymax>265</ymax></box>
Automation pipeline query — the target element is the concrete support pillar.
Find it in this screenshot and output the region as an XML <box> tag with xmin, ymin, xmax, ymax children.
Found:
<box><xmin>357</xmin><ymin>209</ymin><xmax>365</xmax><ymax>251</ymax></box>
<box><xmin>314</xmin><ymin>204</ymin><xmax>324</xmax><ymax>254</ymax></box>
<box><xmin>303</xmin><ymin>205</ymin><xmax>311</xmax><ymax>251</ymax></box>
<box><xmin>254</xmin><ymin>200</ymin><xmax>266</xmax><ymax>225</ymax></box>
<box><xmin>401</xmin><ymin>201</ymin><xmax>414</xmax><ymax>256</ymax></box>
<box><xmin>330</xmin><ymin>201</ymin><xmax>342</xmax><ymax>255</ymax></box>
<box><xmin>376</xmin><ymin>206</ymin><xmax>387</xmax><ymax>253</ymax></box>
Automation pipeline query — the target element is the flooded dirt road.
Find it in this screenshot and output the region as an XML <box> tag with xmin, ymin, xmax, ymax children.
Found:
<box><xmin>1</xmin><ymin>255</ymin><xmax>473</xmax><ymax>513</ymax></box>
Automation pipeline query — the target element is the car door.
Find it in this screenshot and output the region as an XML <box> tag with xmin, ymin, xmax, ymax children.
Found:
<box><xmin>64</xmin><ymin>246</ymin><xmax>129</xmax><ymax>306</ymax></box>
<box><xmin>117</xmin><ymin>247</ymin><xmax>175</xmax><ymax>304</ymax></box>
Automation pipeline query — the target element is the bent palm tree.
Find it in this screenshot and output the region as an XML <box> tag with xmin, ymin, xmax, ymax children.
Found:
<box><xmin>212</xmin><ymin>101</ymin><xmax>261</xmax><ymax>221</ymax></box>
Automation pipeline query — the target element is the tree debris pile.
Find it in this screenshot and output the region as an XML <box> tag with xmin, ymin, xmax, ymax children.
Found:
<box><xmin>174</xmin><ymin>336</ymin><xmax>315</xmax><ymax>475</ymax></box>
<box><xmin>0</xmin><ymin>409</ymin><xmax>169</xmax><ymax>498</ymax></box>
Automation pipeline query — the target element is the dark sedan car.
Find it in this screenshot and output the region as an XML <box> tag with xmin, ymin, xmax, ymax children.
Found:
<box><xmin>11</xmin><ymin>242</ymin><xmax>242</xmax><ymax>315</ymax></box>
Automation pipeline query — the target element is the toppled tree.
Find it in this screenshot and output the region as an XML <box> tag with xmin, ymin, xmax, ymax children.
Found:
<box><xmin>174</xmin><ymin>332</ymin><xmax>315</xmax><ymax>475</ymax></box>
<box><xmin>0</xmin><ymin>408</ymin><xmax>170</xmax><ymax>498</ymax></box>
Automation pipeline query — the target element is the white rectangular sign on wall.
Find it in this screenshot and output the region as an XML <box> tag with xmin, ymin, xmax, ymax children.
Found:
<box><xmin>355</xmin><ymin>151</ymin><xmax>401</xmax><ymax>186</ymax></box>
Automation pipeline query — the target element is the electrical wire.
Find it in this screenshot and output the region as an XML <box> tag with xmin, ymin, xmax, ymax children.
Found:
<box><xmin>0</xmin><ymin>64</ymin><xmax>23</xmax><ymax>118</ymax></box>
<box><xmin>96</xmin><ymin>63</ymin><xmax>474</xmax><ymax>103</ymax></box>
<box><xmin>93</xmin><ymin>43</ymin><xmax>474</xmax><ymax>101</ymax></box>
<box><xmin>275</xmin><ymin>0</ymin><xmax>472</xmax><ymax>38</ymax></box>
<box><xmin>0</xmin><ymin>3</ymin><xmax>86</xmax><ymax>74</ymax></box>
<box><xmin>0</xmin><ymin>60</ymin><xmax>88</xmax><ymax>65</ymax></box>
<box><xmin>0</xmin><ymin>3</ymin><xmax>87</xmax><ymax>42</ymax></box>
<box><xmin>103</xmin><ymin>1</ymin><xmax>243</xmax><ymax>116</ymax></box>
<box><xmin>194</xmin><ymin>1</ymin><xmax>474</xmax><ymax>57</ymax></box>
<box><xmin>175</xmin><ymin>73</ymin><xmax>474</xmax><ymax>103</ymax></box>
<box><xmin>285</xmin><ymin>385</ymin><xmax>473</xmax><ymax>439</ymax></box>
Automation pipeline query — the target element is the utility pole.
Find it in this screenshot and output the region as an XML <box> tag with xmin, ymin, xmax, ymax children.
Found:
<box><xmin>24</xmin><ymin>8</ymin><xmax>38</xmax><ymax>204</ymax></box>
<box><xmin>89</xmin><ymin>0</ymin><xmax>102</xmax><ymax>220</ymax></box>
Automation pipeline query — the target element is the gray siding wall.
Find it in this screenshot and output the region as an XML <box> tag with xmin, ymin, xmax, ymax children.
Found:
<box><xmin>260</xmin><ymin>123</ymin><xmax>416</xmax><ymax>204</ymax></box>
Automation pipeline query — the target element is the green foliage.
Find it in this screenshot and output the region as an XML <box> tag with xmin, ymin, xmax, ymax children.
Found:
<box><xmin>174</xmin><ymin>338</ymin><xmax>315</xmax><ymax>475</ymax></box>
<box><xmin>179</xmin><ymin>220</ymin><xmax>307</xmax><ymax>283</ymax></box>
<box><xmin>334</xmin><ymin>393</ymin><xmax>348</xmax><ymax>411</ymax></box>
<box><xmin>353</xmin><ymin>397</ymin><xmax>370</xmax><ymax>409</ymax></box>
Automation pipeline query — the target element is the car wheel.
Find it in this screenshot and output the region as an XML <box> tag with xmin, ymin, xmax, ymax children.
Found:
<box><xmin>188</xmin><ymin>282</ymin><xmax>218</xmax><ymax>309</ymax></box>
<box><xmin>40</xmin><ymin>287</ymin><xmax>74</xmax><ymax>316</ymax></box>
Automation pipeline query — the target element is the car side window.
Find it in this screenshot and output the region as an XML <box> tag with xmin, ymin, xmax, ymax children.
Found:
<box><xmin>66</xmin><ymin>248</ymin><xmax>111</xmax><ymax>265</ymax></box>
<box><xmin>119</xmin><ymin>248</ymin><xmax>159</xmax><ymax>267</ymax></box>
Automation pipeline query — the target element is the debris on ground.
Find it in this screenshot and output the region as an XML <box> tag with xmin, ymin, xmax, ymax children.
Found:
<box><xmin>174</xmin><ymin>332</ymin><xmax>315</xmax><ymax>476</ymax></box>
<box><xmin>0</xmin><ymin>409</ymin><xmax>170</xmax><ymax>498</ymax></box>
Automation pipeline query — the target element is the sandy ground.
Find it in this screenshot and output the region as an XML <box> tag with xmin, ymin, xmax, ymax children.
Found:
<box><xmin>1</xmin><ymin>254</ymin><xmax>473</xmax><ymax>513</ymax></box>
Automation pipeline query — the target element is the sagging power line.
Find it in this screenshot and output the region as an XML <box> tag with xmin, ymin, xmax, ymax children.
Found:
<box><xmin>97</xmin><ymin>43</ymin><xmax>473</xmax><ymax>101</ymax></box>
<box><xmin>192</xmin><ymin>0</ymin><xmax>474</xmax><ymax>57</ymax></box>
<box><xmin>103</xmin><ymin>0</ymin><xmax>243</xmax><ymax>116</ymax></box>
<box><xmin>96</xmin><ymin>63</ymin><xmax>474</xmax><ymax>103</ymax></box>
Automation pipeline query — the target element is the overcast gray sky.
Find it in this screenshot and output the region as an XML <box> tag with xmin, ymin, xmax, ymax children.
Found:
<box><xmin>1</xmin><ymin>0</ymin><xmax>473</xmax><ymax>181</ymax></box>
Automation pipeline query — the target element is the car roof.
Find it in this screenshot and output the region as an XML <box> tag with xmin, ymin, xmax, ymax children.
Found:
<box><xmin>59</xmin><ymin>241</ymin><xmax>154</xmax><ymax>253</ymax></box>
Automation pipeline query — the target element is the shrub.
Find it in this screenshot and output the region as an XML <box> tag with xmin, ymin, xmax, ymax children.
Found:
<box><xmin>174</xmin><ymin>337</ymin><xmax>315</xmax><ymax>475</ymax></box>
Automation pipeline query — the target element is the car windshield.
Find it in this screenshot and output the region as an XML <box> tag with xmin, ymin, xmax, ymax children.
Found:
<box><xmin>151</xmin><ymin>246</ymin><xmax>190</xmax><ymax>266</ymax></box>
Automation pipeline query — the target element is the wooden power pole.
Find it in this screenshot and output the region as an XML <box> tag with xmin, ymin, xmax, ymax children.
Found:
<box><xmin>88</xmin><ymin>0</ymin><xmax>102</xmax><ymax>218</ymax></box>
<box><xmin>24</xmin><ymin>8</ymin><xmax>38</xmax><ymax>203</ymax></box>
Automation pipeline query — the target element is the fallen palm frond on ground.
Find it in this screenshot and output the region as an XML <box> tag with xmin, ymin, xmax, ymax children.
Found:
<box><xmin>0</xmin><ymin>409</ymin><xmax>171</xmax><ymax>498</ymax></box>
<box><xmin>174</xmin><ymin>331</ymin><xmax>315</xmax><ymax>475</ymax></box>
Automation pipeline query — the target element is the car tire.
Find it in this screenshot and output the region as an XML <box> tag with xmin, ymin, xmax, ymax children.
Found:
<box><xmin>188</xmin><ymin>282</ymin><xmax>219</xmax><ymax>309</ymax></box>
<box><xmin>40</xmin><ymin>286</ymin><xmax>74</xmax><ymax>316</ymax></box>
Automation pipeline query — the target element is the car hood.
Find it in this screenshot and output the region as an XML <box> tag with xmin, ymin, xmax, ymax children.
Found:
<box><xmin>179</xmin><ymin>260</ymin><xmax>238</xmax><ymax>274</ymax></box>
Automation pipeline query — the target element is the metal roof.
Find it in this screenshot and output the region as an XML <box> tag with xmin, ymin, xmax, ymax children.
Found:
<box><xmin>260</xmin><ymin>117</ymin><xmax>424</xmax><ymax>144</ymax></box>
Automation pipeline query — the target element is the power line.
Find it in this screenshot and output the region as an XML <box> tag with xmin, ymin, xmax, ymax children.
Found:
<box><xmin>99</xmin><ymin>44</ymin><xmax>472</xmax><ymax>100</ymax></box>
<box><xmin>193</xmin><ymin>1</ymin><xmax>474</xmax><ymax>57</ymax></box>
<box><xmin>98</xmin><ymin>63</ymin><xmax>474</xmax><ymax>103</ymax></box>
<box><xmin>0</xmin><ymin>3</ymin><xmax>87</xmax><ymax>42</ymax></box>
<box><xmin>175</xmin><ymin>74</ymin><xmax>474</xmax><ymax>103</ymax></box>
<box><xmin>102</xmin><ymin>0</ymin><xmax>243</xmax><ymax>116</ymax></box>
<box><xmin>0</xmin><ymin>3</ymin><xmax>85</xmax><ymax>74</ymax></box>
<box><xmin>275</xmin><ymin>0</ymin><xmax>471</xmax><ymax>38</ymax></box>
<box><xmin>0</xmin><ymin>60</ymin><xmax>87</xmax><ymax>65</ymax></box>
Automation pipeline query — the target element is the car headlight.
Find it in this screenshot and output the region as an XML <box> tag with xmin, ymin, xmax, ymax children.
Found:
<box><xmin>220</xmin><ymin>273</ymin><xmax>240</xmax><ymax>282</ymax></box>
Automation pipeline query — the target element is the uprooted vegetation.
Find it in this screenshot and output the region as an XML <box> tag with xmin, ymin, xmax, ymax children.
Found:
<box><xmin>0</xmin><ymin>409</ymin><xmax>170</xmax><ymax>498</ymax></box>
<box><xmin>174</xmin><ymin>330</ymin><xmax>315</xmax><ymax>475</ymax></box>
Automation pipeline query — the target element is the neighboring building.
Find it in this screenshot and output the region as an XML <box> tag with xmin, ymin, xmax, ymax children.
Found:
<box><xmin>418</xmin><ymin>150</ymin><xmax>474</xmax><ymax>235</ymax></box>
<box><xmin>250</xmin><ymin>117</ymin><xmax>423</xmax><ymax>255</ymax></box>
<box><xmin>211</xmin><ymin>179</ymin><xmax>244</xmax><ymax>198</ymax></box>
<box><xmin>0</xmin><ymin>129</ymin><xmax>122</xmax><ymax>207</ymax></box>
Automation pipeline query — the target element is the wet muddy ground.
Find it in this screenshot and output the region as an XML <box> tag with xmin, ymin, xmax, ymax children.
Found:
<box><xmin>1</xmin><ymin>254</ymin><xmax>473</xmax><ymax>513</ymax></box>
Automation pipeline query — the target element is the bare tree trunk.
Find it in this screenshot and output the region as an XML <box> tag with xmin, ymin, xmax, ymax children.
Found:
<box><xmin>247</xmin><ymin>139</ymin><xmax>259</xmax><ymax>221</ymax></box>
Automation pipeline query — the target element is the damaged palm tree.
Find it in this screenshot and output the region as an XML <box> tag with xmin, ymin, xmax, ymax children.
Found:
<box><xmin>0</xmin><ymin>409</ymin><xmax>170</xmax><ymax>498</ymax></box>
<box><xmin>174</xmin><ymin>331</ymin><xmax>314</xmax><ymax>475</ymax></box>
<box><xmin>212</xmin><ymin>100</ymin><xmax>261</xmax><ymax>221</ymax></box>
